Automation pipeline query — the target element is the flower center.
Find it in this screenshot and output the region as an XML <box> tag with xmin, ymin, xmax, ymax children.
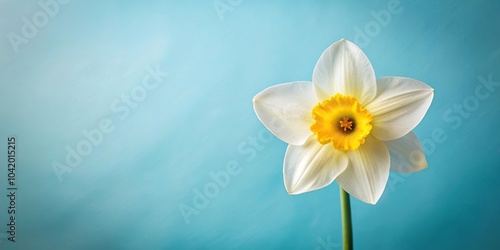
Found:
<box><xmin>310</xmin><ymin>93</ymin><xmax>372</xmax><ymax>151</ymax></box>
<box><xmin>339</xmin><ymin>116</ymin><xmax>353</xmax><ymax>132</ymax></box>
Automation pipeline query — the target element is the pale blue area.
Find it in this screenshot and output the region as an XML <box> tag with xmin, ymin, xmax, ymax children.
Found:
<box><xmin>0</xmin><ymin>0</ymin><xmax>499</xmax><ymax>249</ymax></box>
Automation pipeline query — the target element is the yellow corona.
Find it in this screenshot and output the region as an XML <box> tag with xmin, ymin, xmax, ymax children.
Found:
<box><xmin>310</xmin><ymin>93</ymin><xmax>372</xmax><ymax>151</ymax></box>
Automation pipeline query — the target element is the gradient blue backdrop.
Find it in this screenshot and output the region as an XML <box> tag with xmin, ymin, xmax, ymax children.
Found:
<box><xmin>0</xmin><ymin>0</ymin><xmax>499</xmax><ymax>249</ymax></box>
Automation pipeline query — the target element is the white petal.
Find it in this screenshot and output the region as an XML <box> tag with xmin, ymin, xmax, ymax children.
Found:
<box><xmin>384</xmin><ymin>132</ymin><xmax>428</xmax><ymax>173</ymax></box>
<box><xmin>366</xmin><ymin>77</ymin><xmax>434</xmax><ymax>141</ymax></box>
<box><xmin>284</xmin><ymin>135</ymin><xmax>348</xmax><ymax>194</ymax></box>
<box><xmin>336</xmin><ymin>136</ymin><xmax>390</xmax><ymax>204</ymax></box>
<box><xmin>312</xmin><ymin>39</ymin><xmax>376</xmax><ymax>103</ymax></box>
<box><xmin>253</xmin><ymin>81</ymin><xmax>317</xmax><ymax>145</ymax></box>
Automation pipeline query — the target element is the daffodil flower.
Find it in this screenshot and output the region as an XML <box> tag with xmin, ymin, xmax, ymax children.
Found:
<box><xmin>253</xmin><ymin>39</ymin><xmax>433</xmax><ymax>204</ymax></box>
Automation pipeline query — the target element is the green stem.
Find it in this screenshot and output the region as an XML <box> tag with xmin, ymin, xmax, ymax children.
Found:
<box><xmin>340</xmin><ymin>188</ymin><xmax>353</xmax><ymax>250</ymax></box>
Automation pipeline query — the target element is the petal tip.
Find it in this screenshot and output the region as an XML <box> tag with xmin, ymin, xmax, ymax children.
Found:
<box><xmin>285</xmin><ymin>187</ymin><xmax>298</xmax><ymax>195</ymax></box>
<box><xmin>367</xmin><ymin>194</ymin><xmax>381</xmax><ymax>205</ymax></box>
<box><xmin>419</xmin><ymin>162</ymin><xmax>429</xmax><ymax>171</ymax></box>
<box><xmin>342</xmin><ymin>187</ymin><xmax>378</xmax><ymax>204</ymax></box>
<box><xmin>285</xmin><ymin>181</ymin><xmax>303</xmax><ymax>195</ymax></box>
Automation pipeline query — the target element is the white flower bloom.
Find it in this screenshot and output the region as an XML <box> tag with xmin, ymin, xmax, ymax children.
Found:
<box><xmin>253</xmin><ymin>39</ymin><xmax>433</xmax><ymax>204</ymax></box>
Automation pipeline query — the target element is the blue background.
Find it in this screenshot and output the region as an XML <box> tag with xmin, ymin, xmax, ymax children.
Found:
<box><xmin>0</xmin><ymin>0</ymin><xmax>499</xmax><ymax>249</ymax></box>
